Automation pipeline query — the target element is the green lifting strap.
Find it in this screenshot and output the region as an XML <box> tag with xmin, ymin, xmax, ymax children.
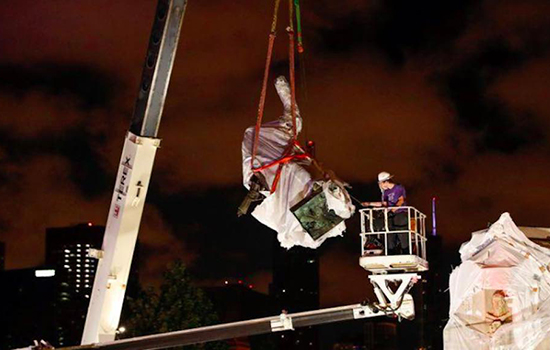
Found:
<box><xmin>294</xmin><ymin>0</ymin><xmax>304</xmax><ymax>53</ymax></box>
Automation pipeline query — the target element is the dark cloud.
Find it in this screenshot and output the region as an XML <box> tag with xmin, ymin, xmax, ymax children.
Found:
<box><xmin>0</xmin><ymin>126</ymin><xmax>110</xmax><ymax>198</ymax></box>
<box><xmin>0</xmin><ymin>63</ymin><xmax>119</xmax><ymax>109</ymax></box>
<box><xmin>313</xmin><ymin>0</ymin><xmax>478</xmax><ymax>64</ymax></box>
<box><xmin>435</xmin><ymin>39</ymin><xmax>543</xmax><ymax>153</ymax></box>
<box><xmin>2</xmin><ymin>0</ymin><xmax>550</xmax><ymax>309</ymax></box>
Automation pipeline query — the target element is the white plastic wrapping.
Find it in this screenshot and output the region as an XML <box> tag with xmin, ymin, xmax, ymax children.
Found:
<box><xmin>241</xmin><ymin>76</ymin><xmax>354</xmax><ymax>249</ymax></box>
<box><xmin>444</xmin><ymin>213</ymin><xmax>550</xmax><ymax>350</ymax></box>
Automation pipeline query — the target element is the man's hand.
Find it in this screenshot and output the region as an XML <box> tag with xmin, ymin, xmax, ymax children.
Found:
<box><xmin>361</xmin><ymin>202</ymin><xmax>370</xmax><ymax>207</ymax></box>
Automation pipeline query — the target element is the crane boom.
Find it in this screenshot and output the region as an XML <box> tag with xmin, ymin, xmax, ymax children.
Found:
<box><xmin>62</xmin><ymin>300</ymin><xmax>414</xmax><ymax>350</ymax></box>
<box><xmin>81</xmin><ymin>0</ymin><xmax>188</xmax><ymax>344</ymax></box>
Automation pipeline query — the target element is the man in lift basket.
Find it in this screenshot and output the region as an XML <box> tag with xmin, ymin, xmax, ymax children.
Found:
<box><xmin>361</xmin><ymin>171</ymin><xmax>409</xmax><ymax>255</ymax></box>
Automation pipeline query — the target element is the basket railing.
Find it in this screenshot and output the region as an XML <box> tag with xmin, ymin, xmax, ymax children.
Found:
<box><xmin>360</xmin><ymin>207</ymin><xmax>427</xmax><ymax>259</ymax></box>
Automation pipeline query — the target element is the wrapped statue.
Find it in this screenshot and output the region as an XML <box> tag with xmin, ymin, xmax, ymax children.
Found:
<box><xmin>240</xmin><ymin>76</ymin><xmax>355</xmax><ymax>249</ymax></box>
<box><xmin>444</xmin><ymin>213</ymin><xmax>550</xmax><ymax>349</ymax></box>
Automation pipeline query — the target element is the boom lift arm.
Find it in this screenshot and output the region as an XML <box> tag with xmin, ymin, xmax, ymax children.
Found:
<box><xmin>81</xmin><ymin>0</ymin><xmax>188</xmax><ymax>344</ymax></box>
<box><xmin>63</xmin><ymin>274</ymin><xmax>417</xmax><ymax>350</ymax></box>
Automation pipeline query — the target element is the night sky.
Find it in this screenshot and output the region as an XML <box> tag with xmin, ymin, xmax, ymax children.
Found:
<box><xmin>1</xmin><ymin>0</ymin><xmax>550</xmax><ymax>307</ymax></box>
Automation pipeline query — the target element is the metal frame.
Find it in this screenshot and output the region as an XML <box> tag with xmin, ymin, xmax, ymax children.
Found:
<box><xmin>360</xmin><ymin>207</ymin><xmax>427</xmax><ymax>260</ymax></box>
<box><xmin>369</xmin><ymin>273</ymin><xmax>419</xmax><ymax>313</ymax></box>
<box><xmin>60</xmin><ymin>294</ymin><xmax>415</xmax><ymax>350</ymax></box>
<box><xmin>81</xmin><ymin>0</ymin><xmax>188</xmax><ymax>344</ymax></box>
<box><xmin>359</xmin><ymin>207</ymin><xmax>428</xmax><ymax>274</ymax></box>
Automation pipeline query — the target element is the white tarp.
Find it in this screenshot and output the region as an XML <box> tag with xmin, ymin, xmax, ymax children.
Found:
<box><xmin>241</xmin><ymin>76</ymin><xmax>354</xmax><ymax>249</ymax></box>
<box><xmin>444</xmin><ymin>213</ymin><xmax>550</xmax><ymax>350</ymax></box>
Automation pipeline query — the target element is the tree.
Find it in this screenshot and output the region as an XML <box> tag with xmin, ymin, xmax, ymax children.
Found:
<box><xmin>121</xmin><ymin>260</ymin><xmax>228</xmax><ymax>350</ymax></box>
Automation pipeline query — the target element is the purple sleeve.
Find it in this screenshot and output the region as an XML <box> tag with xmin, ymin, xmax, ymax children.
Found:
<box><xmin>397</xmin><ymin>185</ymin><xmax>406</xmax><ymax>200</ymax></box>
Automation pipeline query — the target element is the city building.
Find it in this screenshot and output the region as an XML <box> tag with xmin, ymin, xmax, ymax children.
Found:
<box><xmin>364</xmin><ymin>321</ymin><xmax>398</xmax><ymax>350</ymax></box>
<box><xmin>270</xmin><ymin>245</ymin><xmax>320</xmax><ymax>349</ymax></box>
<box><xmin>0</xmin><ymin>267</ymin><xmax>57</xmax><ymax>349</ymax></box>
<box><xmin>205</xmin><ymin>281</ymin><xmax>276</xmax><ymax>350</ymax></box>
<box><xmin>45</xmin><ymin>223</ymin><xmax>105</xmax><ymax>347</ymax></box>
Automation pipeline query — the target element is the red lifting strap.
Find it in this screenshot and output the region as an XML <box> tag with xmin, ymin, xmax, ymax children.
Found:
<box><xmin>252</xmin><ymin>153</ymin><xmax>310</xmax><ymax>173</ymax></box>
<box><xmin>250</xmin><ymin>0</ymin><xmax>305</xmax><ymax>193</ymax></box>
<box><xmin>253</xmin><ymin>140</ymin><xmax>311</xmax><ymax>194</ymax></box>
<box><xmin>250</xmin><ymin>0</ymin><xmax>281</xmax><ymax>170</ymax></box>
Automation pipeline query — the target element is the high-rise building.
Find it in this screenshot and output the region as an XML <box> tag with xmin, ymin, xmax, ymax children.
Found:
<box><xmin>270</xmin><ymin>245</ymin><xmax>320</xmax><ymax>349</ymax></box>
<box><xmin>205</xmin><ymin>282</ymin><xmax>276</xmax><ymax>350</ymax></box>
<box><xmin>45</xmin><ymin>223</ymin><xmax>105</xmax><ymax>347</ymax></box>
<box><xmin>0</xmin><ymin>267</ymin><xmax>57</xmax><ymax>349</ymax></box>
<box><xmin>421</xmin><ymin>232</ymin><xmax>449</xmax><ymax>349</ymax></box>
<box><xmin>0</xmin><ymin>241</ymin><xmax>5</xmax><ymax>270</ymax></box>
<box><xmin>364</xmin><ymin>321</ymin><xmax>398</xmax><ymax>350</ymax></box>
<box><xmin>45</xmin><ymin>223</ymin><xmax>141</xmax><ymax>347</ymax></box>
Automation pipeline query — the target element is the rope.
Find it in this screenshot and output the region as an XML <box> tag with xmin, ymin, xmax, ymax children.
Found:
<box><xmin>298</xmin><ymin>44</ymin><xmax>309</xmax><ymax>141</ymax></box>
<box><xmin>250</xmin><ymin>0</ymin><xmax>281</xmax><ymax>169</ymax></box>
<box><xmin>250</xmin><ymin>0</ymin><xmax>307</xmax><ymax>193</ymax></box>
<box><xmin>270</xmin><ymin>0</ymin><xmax>281</xmax><ymax>32</ymax></box>
<box><xmin>288</xmin><ymin>0</ymin><xmax>298</xmax><ymax>140</ymax></box>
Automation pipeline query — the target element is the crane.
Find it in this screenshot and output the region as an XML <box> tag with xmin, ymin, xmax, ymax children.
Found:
<box><xmin>81</xmin><ymin>0</ymin><xmax>187</xmax><ymax>344</ymax></box>
<box><xmin>72</xmin><ymin>205</ymin><xmax>427</xmax><ymax>350</ymax></box>
<box><xmin>73</xmin><ymin>0</ymin><xmax>429</xmax><ymax>348</ymax></box>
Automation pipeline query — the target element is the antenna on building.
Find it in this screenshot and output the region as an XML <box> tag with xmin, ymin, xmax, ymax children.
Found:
<box><xmin>432</xmin><ymin>196</ymin><xmax>437</xmax><ymax>236</ymax></box>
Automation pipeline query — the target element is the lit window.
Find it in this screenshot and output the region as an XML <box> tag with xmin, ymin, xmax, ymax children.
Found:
<box><xmin>35</xmin><ymin>269</ymin><xmax>55</xmax><ymax>278</ymax></box>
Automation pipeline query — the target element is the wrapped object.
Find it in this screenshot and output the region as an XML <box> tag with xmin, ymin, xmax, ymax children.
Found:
<box><xmin>444</xmin><ymin>213</ymin><xmax>550</xmax><ymax>350</ymax></box>
<box><xmin>241</xmin><ymin>77</ymin><xmax>355</xmax><ymax>249</ymax></box>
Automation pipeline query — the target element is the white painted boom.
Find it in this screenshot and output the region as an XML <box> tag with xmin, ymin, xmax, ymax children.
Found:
<box><xmin>81</xmin><ymin>0</ymin><xmax>187</xmax><ymax>344</ymax></box>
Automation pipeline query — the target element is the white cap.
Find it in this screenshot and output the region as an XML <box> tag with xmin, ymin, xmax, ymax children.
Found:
<box><xmin>378</xmin><ymin>171</ymin><xmax>393</xmax><ymax>183</ymax></box>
